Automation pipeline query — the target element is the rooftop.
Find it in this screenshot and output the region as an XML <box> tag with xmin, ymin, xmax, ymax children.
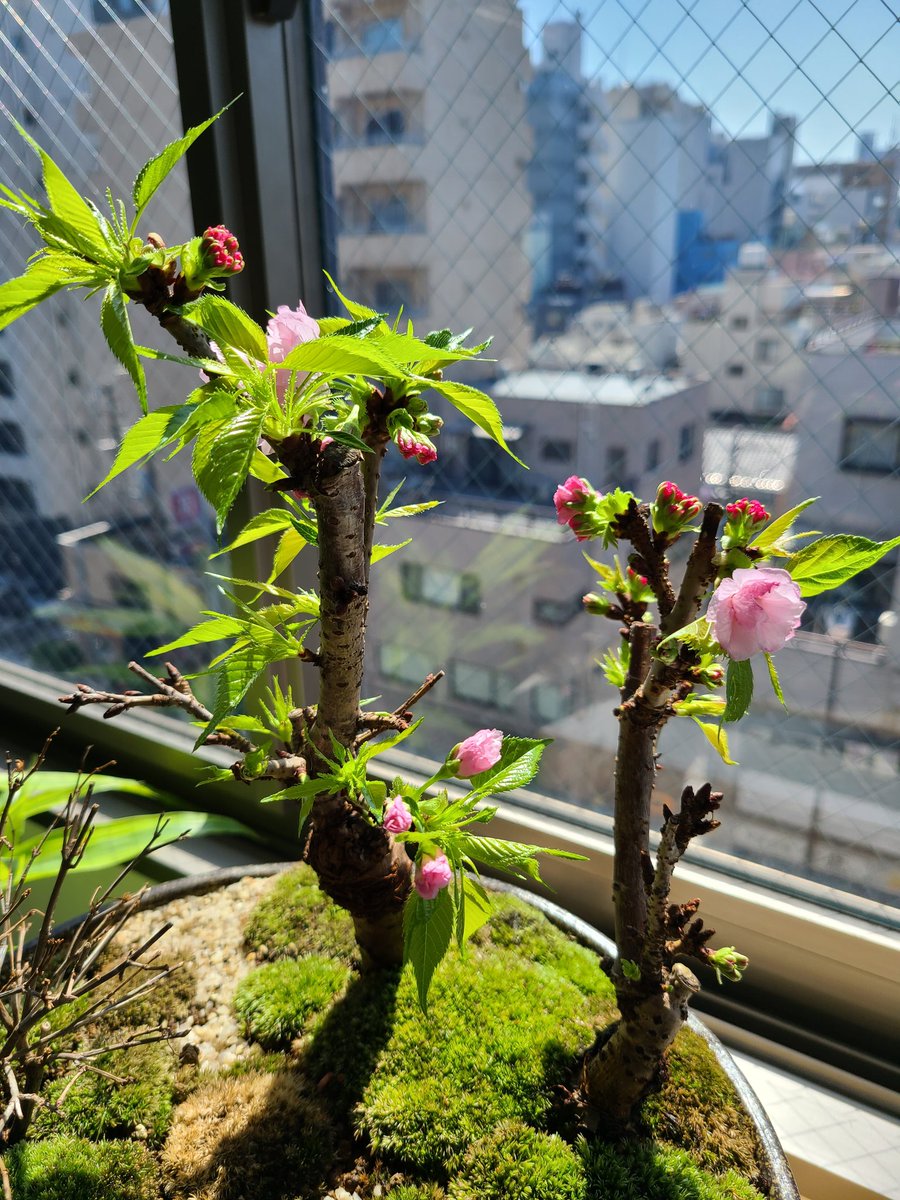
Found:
<box><xmin>493</xmin><ymin>369</ymin><xmax>694</xmax><ymax>407</ymax></box>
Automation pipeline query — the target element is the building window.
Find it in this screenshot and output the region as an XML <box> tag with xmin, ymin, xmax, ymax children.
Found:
<box><xmin>841</xmin><ymin>418</ymin><xmax>900</xmax><ymax>475</ymax></box>
<box><xmin>645</xmin><ymin>438</ymin><xmax>661</xmax><ymax>471</ymax></box>
<box><xmin>92</xmin><ymin>0</ymin><xmax>161</xmax><ymax>22</ymax></box>
<box><xmin>359</xmin><ymin>18</ymin><xmax>405</xmax><ymax>55</ymax></box>
<box><xmin>726</xmin><ymin>362</ymin><xmax>745</xmax><ymax>377</ymax></box>
<box><xmin>755</xmin><ymin>385</ymin><xmax>785</xmax><ymax>414</ymax></box>
<box><xmin>730</xmin><ymin>315</ymin><xmax>749</xmax><ymax>330</ymax></box>
<box><xmin>532</xmin><ymin>682</ymin><xmax>574</xmax><ymax>723</ymax></box>
<box><xmin>0</xmin><ymin>478</ymin><xmax>36</xmax><ymax>511</ymax></box>
<box><xmin>678</xmin><ymin>423</ymin><xmax>695</xmax><ymax>462</ymax></box>
<box><xmin>374</xmin><ymin>278</ymin><xmax>412</xmax><ymax>312</ymax></box>
<box><xmin>401</xmin><ymin>562</ymin><xmax>481</xmax><ymax>614</ymax></box>
<box><xmin>379</xmin><ymin>642</ymin><xmax>435</xmax><ymax>686</ymax></box>
<box><xmin>756</xmin><ymin>338</ymin><xmax>777</xmax><ymax>363</ymax></box>
<box><xmin>0</xmin><ymin>423</ymin><xmax>26</xmax><ymax>455</ymax></box>
<box><xmin>449</xmin><ymin>661</ymin><xmax>513</xmax><ymax>709</ymax></box>
<box><xmin>542</xmin><ymin>438</ymin><xmax>572</xmax><ymax>462</ymax></box>
<box><xmin>606</xmin><ymin>445</ymin><xmax>627</xmax><ymax>478</ymax></box>
<box><xmin>365</xmin><ymin>109</ymin><xmax>406</xmax><ymax>144</ymax></box>
<box><xmin>0</xmin><ymin>362</ymin><xmax>13</xmax><ymax>397</ymax></box>
<box><xmin>533</xmin><ymin>596</ymin><xmax>583</xmax><ymax>626</ymax></box>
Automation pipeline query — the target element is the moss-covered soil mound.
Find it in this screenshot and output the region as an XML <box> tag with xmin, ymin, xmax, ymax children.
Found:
<box><xmin>2</xmin><ymin>866</ymin><xmax>772</xmax><ymax>1200</ymax></box>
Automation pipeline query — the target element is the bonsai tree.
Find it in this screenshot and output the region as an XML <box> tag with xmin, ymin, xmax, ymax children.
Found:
<box><xmin>1</xmin><ymin>113</ymin><xmax>896</xmax><ymax>1131</ymax></box>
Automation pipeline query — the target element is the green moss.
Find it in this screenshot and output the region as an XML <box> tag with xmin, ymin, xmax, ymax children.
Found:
<box><xmin>234</xmin><ymin>956</ymin><xmax>352</xmax><ymax>1049</ymax></box>
<box><xmin>449</xmin><ymin>1119</ymin><xmax>586</xmax><ymax>1200</ymax></box>
<box><xmin>580</xmin><ymin>1138</ymin><xmax>764</xmax><ymax>1199</ymax></box>
<box><xmin>100</xmin><ymin>962</ymin><xmax>197</xmax><ymax>1032</ymax></box>
<box><xmin>472</xmin><ymin>894</ymin><xmax>614</xmax><ymax>999</ymax></box>
<box><xmin>640</xmin><ymin>1027</ymin><xmax>765</xmax><ymax>1188</ymax></box>
<box><xmin>340</xmin><ymin>935</ymin><xmax>609</xmax><ymax>1175</ymax></box>
<box><xmin>5</xmin><ymin>1135</ymin><xmax>157</xmax><ymax>1200</ymax></box>
<box><xmin>388</xmin><ymin>1187</ymin><xmax>446</xmax><ymax>1200</ymax></box>
<box><xmin>243</xmin><ymin>866</ymin><xmax>356</xmax><ymax>962</ymax></box>
<box><xmin>32</xmin><ymin>1039</ymin><xmax>176</xmax><ymax>1145</ymax></box>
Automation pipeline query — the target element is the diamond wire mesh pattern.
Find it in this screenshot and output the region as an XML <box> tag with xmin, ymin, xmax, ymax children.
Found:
<box><xmin>312</xmin><ymin>0</ymin><xmax>900</xmax><ymax>911</ymax></box>
<box><xmin>0</xmin><ymin>1</ymin><xmax>896</xmax><ymax>912</ymax></box>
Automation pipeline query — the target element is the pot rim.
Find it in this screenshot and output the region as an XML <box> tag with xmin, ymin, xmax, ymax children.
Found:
<box><xmin>55</xmin><ymin>861</ymin><xmax>799</xmax><ymax>1200</ymax></box>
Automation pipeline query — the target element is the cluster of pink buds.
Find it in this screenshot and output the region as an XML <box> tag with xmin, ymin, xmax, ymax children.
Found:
<box><xmin>200</xmin><ymin>224</ymin><xmax>244</xmax><ymax>275</ymax></box>
<box><xmin>721</xmin><ymin>497</ymin><xmax>770</xmax><ymax>550</ymax></box>
<box><xmin>627</xmin><ymin>566</ymin><xmax>648</xmax><ymax>589</ymax></box>
<box><xmin>553</xmin><ymin>475</ymin><xmax>602</xmax><ymax>542</ymax></box>
<box><xmin>388</xmin><ymin>410</ymin><xmax>439</xmax><ymax>466</ymax></box>
<box><xmin>651</xmin><ymin>481</ymin><xmax>701</xmax><ymax>538</ymax></box>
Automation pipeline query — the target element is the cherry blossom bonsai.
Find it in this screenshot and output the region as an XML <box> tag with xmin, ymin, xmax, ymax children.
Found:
<box><xmin>0</xmin><ymin>110</ymin><xmax>896</xmax><ymax>1150</ymax></box>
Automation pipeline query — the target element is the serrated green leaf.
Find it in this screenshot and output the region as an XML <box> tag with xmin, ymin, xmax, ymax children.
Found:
<box><xmin>369</xmin><ymin>329</ymin><xmax>484</xmax><ymax>368</ymax></box>
<box><xmin>14</xmin><ymin>120</ymin><xmax>109</xmax><ymax>257</ymax></box>
<box><xmin>0</xmin><ymin>257</ymin><xmax>75</xmax><ymax>329</ymax></box>
<box><xmin>621</xmin><ymin>959</ymin><xmax>641</xmax><ymax>981</ymax></box>
<box><xmin>456</xmin><ymin>873</ymin><xmax>493</xmax><ymax>950</ymax></box>
<box><xmin>249</xmin><ymin>449</ymin><xmax>289</xmax><ymax>485</ymax></box>
<box><xmin>466</xmin><ymin>736</ymin><xmax>550</xmax><ymax>798</ymax></box>
<box><xmin>658</xmin><ymin>616</ymin><xmax>716</xmax><ymax>652</ymax></box>
<box><xmin>86</xmin><ymin>407</ymin><xmax>179</xmax><ymax>497</ymax></box>
<box><xmin>425</xmin><ymin>378</ymin><xmax>524</xmax><ymax>464</ymax></box>
<box><xmin>459</xmin><ymin>834</ymin><xmax>585</xmax><ymax>882</ymax></box>
<box><xmin>269</xmin><ymin>527</ymin><xmax>308</xmax><ymax>580</ymax></box>
<box><xmin>133</xmin><ymin>103</ymin><xmax>233</xmax><ymax>216</ymax></box>
<box><xmin>764</xmin><ymin>652</ymin><xmax>787</xmax><ymax>709</ymax></box>
<box><xmin>403</xmin><ymin>886</ymin><xmax>455</xmax><ymax>1012</ymax></box>
<box><xmin>210</xmin><ymin>508</ymin><xmax>295</xmax><ymax>560</ymax></box>
<box><xmin>100</xmin><ymin>283</ymin><xmax>147</xmax><ymax>412</ymax></box>
<box><xmin>378</xmin><ymin>500</ymin><xmax>442</xmax><ymax>522</ymax></box>
<box><xmin>748</xmin><ymin>497</ymin><xmax>818</xmax><ymax>552</ymax></box>
<box><xmin>186</xmin><ymin>294</ymin><xmax>267</xmax><ymax>362</ymax></box>
<box><xmin>371</xmin><ymin>539</ymin><xmax>412</xmax><ymax>563</ymax></box>
<box><xmin>147</xmin><ymin>614</ymin><xmax>246</xmax><ymax>657</ymax></box>
<box><xmin>723</xmin><ymin>658</ymin><xmax>753</xmax><ymax>723</ymax></box>
<box><xmin>324</xmin><ymin>271</ymin><xmax>386</xmax><ymax>325</ymax></box>
<box><xmin>357</xmin><ymin>719</ymin><xmax>423</xmax><ymax>764</ymax></box>
<box><xmin>691</xmin><ymin>718</ymin><xmax>738</xmax><ymax>765</ymax></box>
<box><xmin>279</xmin><ymin>333</ymin><xmax>404</xmax><ymax>377</ymax></box>
<box><xmin>14</xmin><ymin>811</ymin><xmax>250</xmax><ymax>884</ymax></box>
<box><xmin>786</xmin><ymin>534</ymin><xmax>900</xmax><ymax>598</ymax></box>
<box><xmin>194</xmin><ymin>409</ymin><xmax>266</xmax><ymax>533</ymax></box>
<box><xmin>200</xmin><ymin>637</ymin><xmax>293</xmax><ymax>746</ymax></box>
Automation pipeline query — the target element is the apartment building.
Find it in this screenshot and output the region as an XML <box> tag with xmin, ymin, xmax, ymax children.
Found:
<box><xmin>324</xmin><ymin>0</ymin><xmax>532</xmax><ymax>374</ymax></box>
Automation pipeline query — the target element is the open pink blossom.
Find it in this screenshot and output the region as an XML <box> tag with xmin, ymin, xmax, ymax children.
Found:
<box><xmin>266</xmin><ymin>302</ymin><xmax>320</xmax><ymax>403</ymax></box>
<box><xmin>553</xmin><ymin>475</ymin><xmax>590</xmax><ymax>524</ymax></box>
<box><xmin>454</xmin><ymin>728</ymin><xmax>503</xmax><ymax>777</ymax></box>
<box><xmin>415</xmin><ymin>853</ymin><xmax>453</xmax><ymax>900</ymax></box>
<box><xmin>707</xmin><ymin>567</ymin><xmax>805</xmax><ymax>661</ymax></box>
<box><xmin>383</xmin><ymin>796</ymin><xmax>413</xmax><ymax>834</ymax></box>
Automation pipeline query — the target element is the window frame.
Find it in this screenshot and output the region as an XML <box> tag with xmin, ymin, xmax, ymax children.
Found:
<box><xmin>840</xmin><ymin>416</ymin><xmax>900</xmax><ymax>476</ymax></box>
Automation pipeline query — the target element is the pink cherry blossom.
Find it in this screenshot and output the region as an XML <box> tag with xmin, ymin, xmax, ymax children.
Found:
<box><xmin>454</xmin><ymin>728</ymin><xmax>503</xmax><ymax>778</ymax></box>
<box><xmin>383</xmin><ymin>796</ymin><xmax>413</xmax><ymax>834</ymax></box>
<box><xmin>553</xmin><ymin>476</ymin><xmax>590</xmax><ymax>526</ymax></box>
<box><xmin>415</xmin><ymin>853</ymin><xmax>453</xmax><ymax>900</ymax></box>
<box><xmin>266</xmin><ymin>302</ymin><xmax>320</xmax><ymax>403</ymax></box>
<box><xmin>707</xmin><ymin>567</ymin><xmax>805</xmax><ymax>661</ymax></box>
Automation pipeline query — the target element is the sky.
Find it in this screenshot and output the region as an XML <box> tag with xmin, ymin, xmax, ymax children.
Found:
<box><xmin>518</xmin><ymin>0</ymin><xmax>900</xmax><ymax>164</ymax></box>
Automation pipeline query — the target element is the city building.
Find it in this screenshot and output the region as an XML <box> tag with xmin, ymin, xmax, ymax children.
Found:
<box><xmin>705</xmin><ymin>114</ymin><xmax>797</xmax><ymax>245</ymax></box>
<box><xmin>787</xmin><ymin>152</ymin><xmax>900</xmax><ymax>246</ymax></box>
<box><xmin>324</xmin><ymin>0</ymin><xmax>532</xmax><ymax>374</ymax></box>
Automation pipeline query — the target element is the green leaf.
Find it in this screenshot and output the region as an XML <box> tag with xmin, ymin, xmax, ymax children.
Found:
<box><xmin>270</xmin><ymin>527</ymin><xmax>308</xmax><ymax>580</ymax></box>
<box><xmin>371</xmin><ymin>540</ymin><xmax>411</xmax><ymax>564</ymax></box>
<box><xmin>186</xmin><ymin>294</ymin><xmax>268</xmax><ymax>362</ymax></box>
<box><xmin>14</xmin><ymin>120</ymin><xmax>108</xmax><ymax>256</ymax></box>
<box><xmin>279</xmin><ymin>333</ymin><xmax>404</xmax><ymax>377</ymax></box>
<box><xmin>15</xmin><ymin>812</ymin><xmax>249</xmax><ymax>883</ymax></box>
<box><xmin>786</xmin><ymin>534</ymin><xmax>900</xmax><ymax>598</ymax></box>
<box><xmin>201</xmin><ymin>636</ymin><xmax>294</xmax><ymax>745</ymax></box>
<box><xmin>369</xmin><ymin>329</ymin><xmax>484</xmax><ymax>368</ymax></box>
<box><xmin>459</xmin><ymin>834</ymin><xmax>585</xmax><ymax>883</ymax></box>
<box><xmin>194</xmin><ymin>409</ymin><xmax>266</xmax><ymax>533</ymax></box>
<box><xmin>147</xmin><ymin>614</ymin><xmax>246</xmax><ymax>657</ymax></box>
<box><xmin>323</xmin><ymin>271</ymin><xmax>385</xmax><ymax>324</ymax></box>
<box><xmin>691</xmin><ymin>718</ymin><xmax>738</xmax><ymax>765</ymax></box>
<box><xmin>133</xmin><ymin>103</ymin><xmax>233</xmax><ymax>216</ymax></box>
<box><xmin>4</xmin><ymin>774</ymin><xmax>162</xmax><ymax>844</ymax></box>
<box><xmin>357</xmin><ymin>719</ymin><xmax>423</xmax><ymax>765</ymax></box>
<box><xmin>0</xmin><ymin>258</ymin><xmax>75</xmax><ymax>329</ymax></box>
<box><xmin>403</xmin><ymin>886</ymin><xmax>455</xmax><ymax>1012</ymax></box>
<box><xmin>249</xmin><ymin>449</ymin><xmax>289</xmax><ymax>485</ymax></box>
<box><xmin>378</xmin><ymin>500</ymin><xmax>442</xmax><ymax>523</ymax></box>
<box><xmin>456</xmin><ymin>873</ymin><xmax>493</xmax><ymax>949</ymax></box>
<box><xmin>210</xmin><ymin>508</ymin><xmax>295</xmax><ymax>559</ymax></box>
<box><xmin>657</xmin><ymin>616</ymin><xmax>716</xmax><ymax>653</ymax></box>
<box><xmin>467</xmin><ymin>737</ymin><xmax>550</xmax><ymax>798</ymax></box>
<box><xmin>86</xmin><ymin>407</ymin><xmax>178</xmax><ymax>497</ymax></box>
<box><xmin>620</xmin><ymin>959</ymin><xmax>641</xmax><ymax>981</ymax></box>
<box><xmin>748</xmin><ymin>497</ymin><xmax>818</xmax><ymax>552</ymax></box>
<box><xmin>425</xmin><ymin>378</ymin><xmax>523</xmax><ymax>464</ymax></box>
<box><xmin>723</xmin><ymin>658</ymin><xmax>753</xmax><ymax>723</ymax></box>
<box><xmin>100</xmin><ymin>283</ymin><xmax>147</xmax><ymax>412</ymax></box>
<box><xmin>764</xmin><ymin>652</ymin><xmax>787</xmax><ymax>709</ymax></box>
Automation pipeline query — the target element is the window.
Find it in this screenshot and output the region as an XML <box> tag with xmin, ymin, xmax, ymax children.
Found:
<box><xmin>0</xmin><ymin>424</ymin><xmax>25</xmax><ymax>455</ymax></box>
<box><xmin>678</xmin><ymin>423</ymin><xmax>695</xmax><ymax>461</ymax></box>
<box><xmin>755</xmin><ymin>385</ymin><xmax>785</xmax><ymax>415</ymax></box>
<box><xmin>645</xmin><ymin>438</ymin><xmax>661</xmax><ymax>471</ymax></box>
<box><xmin>542</xmin><ymin>438</ymin><xmax>572</xmax><ymax>462</ymax></box>
<box><xmin>366</xmin><ymin>110</ymin><xmax>406</xmax><ymax>144</ymax></box>
<box><xmin>359</xmin><ymin>18</ymin><xmax>405</xmax><ymax>56</ymax></box>
<box><xmin>606</xmin><ymin>446</ymin><xmax>627</xmax><ymax>478</ymax></box>
<box><xmin>379</xmin><ymin>642</ymin><xmax>436</xmax><ymax>686</ymax></box>
<box><xmin>92</xmin><ymin>0</ymin><xmax>162</xmax><ymax>21</ymax></box>
<box><xmin>730</xmin><ymin>315</ymin><xmax>748</xmax><ymax>330</ymax></box>
<box><xmin>532</xmin><ymin>682</ymin><xmax>574</xmax><ymax>723</ymax></box>
<box><xmin>726</xmin><ymin>363</ymin><xmax>745</xmax><ymax>377</ymax></box>
<box><xmin>533</xmin><ymin>596</ymin><xmax>583</xmax><ymax>625</ymax></box>
<box><xmin>0</xmin><ymin>362</ymin><xmax>13</xmax><ymax>397</ymax></box>
<box><xmin>0</xmin><ymin>479</ymin><xmax>36</xmax><ymax>512</ymax></box>
<box><xmin>841</xmin><ymin>418</ymin><xmax>900</xmax><ymax>474</ymax></box>
<box><xmin>401</xmin><ymin>563</ymin><xmax>481</xmax><ymax>614</ymax></box>
<box><xmin>756</xmin><ymin>338</ymin><xmax>777</xmax><ymax>364</ymax></box>
<box><xmin>450</xmin><ymin>661</ymin><xmax>513</xmax><ymax>709</ymax></box>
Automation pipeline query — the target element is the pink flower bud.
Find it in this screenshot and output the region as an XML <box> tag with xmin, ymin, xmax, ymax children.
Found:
<box><xmin>395</xmin><ymin>427</ymin><xmax>438</xmax><ymax>465</ymax></box>
<box><xmin>583</xmin><ymin>592</ymin><xmax>611</xmax><ymax>616</ymax></box>
<box><xmin>383</xmin><ymin>795</ymin><xmax>413</xmax><ymax>834</ymax></box>
<box><xmin>452</xmin><ymin>728</ymin><xmax>503</xmax><ymax>778</ymax></box>
<box><xmin>707</xmin><ymin>567</ymin><xmax>805</xmax><ymax>661</ymax></box>
<box><xmin>415</xmin><ymin>852</ymin><xmax>453</xmax><ymax>900</ymax></box>
<box><xmin>200</xmin><ymin>224</ymin><xmax>245</xmax><ymax>277</ymax></box>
